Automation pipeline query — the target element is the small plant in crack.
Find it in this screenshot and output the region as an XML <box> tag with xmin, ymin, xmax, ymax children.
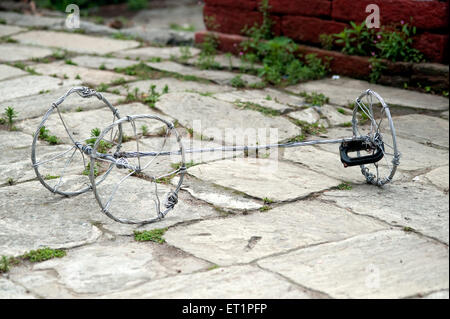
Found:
<box><xmin>38</xmin><ymin>126</ymin><xmax>61</xmax><ymax>145</ymax></box>
<box><xmin>337</xmin><ymin>182</ymin><xmax>352</xmax><ymax>190</ymax></box>
<box><xmin>299</xmin><ymin>91</ymin><xmax>329</xmax><ymax>106</ymax></box>
<box><xmin>3</xmin><ymin>106</ymin><xmax>17</xmax><ymax>130</ymax></box>
<box><xmin>134</xmin><ymin>228</ymin><xmax>167</xmax><ymax>243</ymax></box>
<box><xmin>22</xmin><ymin>247</ymin><xmax>66</xmax><ymax>262</ymax></box>
<box><xmin>85</xmin><ymin>128</ymin><xmax>112</xmax><ymax>154</ymax></box>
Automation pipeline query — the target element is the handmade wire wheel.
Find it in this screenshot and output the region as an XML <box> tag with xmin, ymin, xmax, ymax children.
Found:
<box><xmin>352</xmin><ymin>89</ymin><xmax>400</xmax><ymax>186</ymax></box>
<box><xmin>88</xmin><ymin>114</ymin><xmax>186</xmax><ymax>225</ymax></box>
<box><xmin>31</xmin><ymin>87</ymin><xmax>123</xmax><ymax>196</ymax></box>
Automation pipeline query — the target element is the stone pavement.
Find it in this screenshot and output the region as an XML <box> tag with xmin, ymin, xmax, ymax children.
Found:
<box><xmin>0</xmin><ymin>11</ymin><xmax>448</xmax><ymax>299</ymax></box>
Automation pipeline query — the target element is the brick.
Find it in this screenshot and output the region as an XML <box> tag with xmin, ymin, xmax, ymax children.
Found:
<box><xmin>413</xmin><ymin>32</ymin><xmax>449</xmax><ymax>63</ymax></box>
<box><xmin>296</xmin><ymin>45</ymin><xmax>372</xmax><ymax>78</ymax></box>
<box><xmin>195</xmin><ymin>31</ymin><xmax>247</xmax><ymax>55</ymax></box>
<box><xmin>282</xmin><ymin>15</ymin><xmax>347</xmax><ymax>44</ymax></box>
<box><xmin>204</xmin><ymin>0</ymin><xmax>258</xmax><ymax>10</ymax></box>
<box><xmin>268</xmin><ymin>0</ymin><xmax>331</xmax><ymax>17</ymax></box>
<box><xmin>204</xmin><ymin>4</ymin><xmax>281</xmax><ymax>35</ymax></box>
<box><xmin>332</xmin><ymin>0</ymin><xmax>449</xmax><ymax>30</ymax></box>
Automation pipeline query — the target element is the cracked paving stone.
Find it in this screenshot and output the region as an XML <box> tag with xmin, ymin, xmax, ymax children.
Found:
<box><xmin>101</xmin><ymin>265</ymin><xmax>313</xmax><ymax>298</ymax></box>
<box><xmin>420</xmin><ymin>166</ymin><xmax>449</xmax><ymax>192</ymax></box>
<box><xmin>187</xmin><ymin>53</ymin><xmax>262</xmax><ymax>70</ymax></box>
<box><xmin>0</xmin><ymin>177</ymin><xmax>103</xmax><ymax>257</ymax></box>
<box><xmin>283</xmin><ymin>145</ymin><xmax>367</xmax><ymax>184</ymax></box>
<box><xmin>110</xmin><ymin>78</ymin><xmax>232</xmax><ymax>96</ymax></box>
<box><xmin>155</xmin><ymin>92</ymin><xmax>301</xmax><ymax>145</ymax></box>
<box><xmin>285</xmin><ymin>76</ymin><xmax>449</xmax><ymax>111</ymax></box>
<box><xmin>314</xmin><ymin>127</ymin><xmax>449</xmax><ymax>172</ymax></box>
<box><xmin>212</xmin><ymin>90</ymin><xmax>295</xmax><ymax>114</ymax></box>
<box><xmin>164</xmin><ymin>200</ymin><xmax>386</xmax><ymax>266</ymax></box>
<box><xmin>115</xmin><ymin>46</ymin><xmax>200</xmax><ymax>60</ymax></box>
<box><xmin>0</xmin><ymin>130</ymin><xmax>84</xmax><ymax>186</ymax></box>
<box><xmin>0</xmin><ymin>277</ymin><xmax>35</xmax><ymax>299</ymax></box>
<box><xmin>393</xmin><ymin>114</ymin><xmax>449</xmax><ymax>149</ymax></box>
<box><xmin>257</xmin><ymin>230</ymin><xmax>449</xmax><ymax>298</ymax></box>
<box><xmin>11</xmin><ymin>30</ymin><xmax>140</xmax><ymax>55</ymax></box>
<box><xmin>70</xmin><ymin>55</ymin><xmax>139</xmax><ymax>70</ymax></box>
<box><xmin>32</xmin><ymin>61</ymin><xmax>135</xmax><ymax>87</ymax></box>
<box><xmin>171</xmin><ymin>175</ymin><xmax>263</xmax><ymax>211</ymax></box>
<box><xmin>317</xmin><ymin>104</ymin><xmax>353</xmax><ymax>126</ymax></box>
<box><xmin>288</xmin><ymin>108</ymin><xmax>321</xmax><ymax>124</ymax></box>
<box><xmin>321</xmin><ymin>182</ymin><xmax>449</xmax><ymax>244</ymax></box>
<box><xmin>0</xmin><ymin>43</ymin><xmax>53</xmax><ymax>63</ymax></box>
<box><xmin>0</xmin><ymin>75</ymin><xmax>81</xmax><ymax>103</ymax></box>
<box><xmin>187</xmin><ymin>157</ymin><xmax>341</xmax><ymax>202</ymax></box>
<box><xmin>9</xmin><ymin>238</ymin><xmax>210</xmax><ymax>297</ymax></box>
<box><xmin>0</xmin><ymin>64</ymin><xmax>27</xmax><ymax>81</ymax></box>
<box><xmin>2</xmin><ymin>88</ymin><xmax>123</xmax><ymax>121</ymax></box>
<box><xmin>17</xmin><ymin>102</ymin><xmax>168</xmax><ymax>145</ymax></box>
<box><xmin>146</xmin><ymin>61</ymin><xmax>261</xmax><ymax>85</ymax></box>
<box><xmin>0</xmin><ymin>24</ymin><xmax>25</xmax><ymax>37</ymax></box>
<box><xmin>0</xmin><ymin>11</ymin><xmax>62</xmax><ymax>28</ymax></box>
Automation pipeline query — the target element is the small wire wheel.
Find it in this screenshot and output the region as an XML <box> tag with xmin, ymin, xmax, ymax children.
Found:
<box><xmin>352</xmin><ymin>89</ymin><xmax>400</xmax><ymax>186</ymax></box>
<box><xmin>89</xmin><ymin>114</ymin><xmax>186</xmax><ymax>225</ymax></box>
<box><xmin>31</xmin><ymin>87</ymin><xmax>123</xmax><ymax>196</ymax></box>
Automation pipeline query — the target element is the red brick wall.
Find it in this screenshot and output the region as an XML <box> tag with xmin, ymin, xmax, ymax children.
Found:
<box><xmin>202</xmin><ymin>0</ymin><xmax>449</xmax><ymax>63</ymax></box>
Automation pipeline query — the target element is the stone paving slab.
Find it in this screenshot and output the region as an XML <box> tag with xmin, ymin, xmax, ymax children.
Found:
<box><xmin>111</xmin><ymin>78</ymin><xmax>230</xmax><ymax>96</ymax></box>
<box><xmin>50</xmin><ymin>21</ymin><xmax>117</xmax><ymax>36</ymax></box>
<box><xmin>187</xmin><ymin>54</ymin><xmax>262</xmax><ymax>70</ymax></box>
<box><xmin>146</xmin><ymin>61</ymin><xmax>261</xmax><ymax>85</ymax></box>
<box><xmin>283</xmin><ymin>146</ymin><xmax>367</xmax><ymax>184</ymax></box>
<box><xmin>441</xmin><ymin>111</ymin><xmax>449</xmax><ymax>119</ymax></box>
<box><xmin>119</xmin><ymin>26</ymin><xmax>194</xmax><ymax>45</ymax></box>
<box><xmin>393</xmin><ymin>114</ymin><xmax>449</xmax><ymax>149</ymax></box>
<box><xmin>164</xmin><ymin>200</ymin><xmax>387</xmax><ymax>266</ymax></box>
<box><xmin>115</xmin><ymin>46</ymin><xmax>200</xmax><ymax>60</ymax></box>
<box><xmin>0</xmin><ymin>24</ymin><xmax>25</xmax><ymax>37</ymax></box>
<box><xmin>313</xmin><ymin>127</ymin><xmax>449</xmax><ymax>172</ymax></box>
<box><xmin>71</xmin><ymin>55</ymin><xmax>139</xmax><ymax>71</ymax></box>
<box><xmin>257</xmin><ymin>230</ymin><xmax>449</xmax><ymax>298</ymax></box>
<box><xmin>213</xmin><ymin>90</ymin><xmax>294</xmax><ymax>113</ymax></box>
<box><xmin>288</xmin><ymin>108</ymin><xmax>321</xmax><ymax>124</ymax></box>
<box><xmin>102</xmin><ymin>264</ymin><xmax>312</xmax><ymax>299</ymax></box>
<box><xmin>2</xmin><ymin>88</ymin><xmax>123</xmax><ymax>121</ymax></box>
<box><xmin>17</xmin><ymin>102</ymin><xmax>164</xmax><ymax>144</ymax></box>
<box><xmin>0</xmin><ymin>177</ymin><xmax>102</xmax><ymax>257</ymax></box>
<box><xmin>32</xmin><ymin>61</ymin><xmax>135</xmax><ymax>86</ymax></box>
<box><xmin>0</xmin><ymin>43</ymin><xmax>53</xmax><ymax>62</ymax></box>
<box><xmin>11</xmin><ymin>31</ymin><xmax>140</xmax><ymax>55</ymax></box>
<box><xmin>286</xmin><ymin>77</ymin><xmax>449</xmax><ymax>111</ymax></box>
<box><xmin>0</xmin><ymin>11</ymin><xmax>62</xmax><ymax>28</ymax></box>
<box><xmin>9</xmin><ymin>238</ymin><xmax>211</xmax><ymax>297</ymax></box>
<box><xmin>0</xmin><ymin>64</ymin><xmax>27</xmax><ymax>81</ymax></box>
<box><xmin>0</xmin><ymin>278</ymin><xmax>35</xmax><ymax>299</ymax></box>
<box><xmin>421</xmin><ymin>166</ymin><xmax>449</xmax><ymax>192</ymax></box>
<box><xmin>422</xmin><ymin>290</ymin><xmax>449</xmax><ymax>299</ymax></box>
<box><xmin>321</xmin><ymin>182</ymin><xmax>449</xmax><ymax>244</ymax></box>
<box><xmin>171</xmin><ymin>175</ymin><xmax>263</xmax><ymax>211</ymax></box>
<box><xmin>187</xmin><ymin>158</ymin><xmax>341</xmax><ymax>202</ymax></box>
<box><xmin>156</xmin><ymin>92</ymin><xmax>301</xmax><ymax>145</ymax></box>
<box><xmin>318</xmin><ymin>104</ymin><xmax>353</xmax><ymax>126</ymax></box>
<box><xmin>0</xmin><ymin>75</ymin><xmax>81</xmax><ymax>103</ymax></box>
<box><xmin>0</xmin><ymin>130</ymin><xmax>84</xmax><ymax>186</ymax></box>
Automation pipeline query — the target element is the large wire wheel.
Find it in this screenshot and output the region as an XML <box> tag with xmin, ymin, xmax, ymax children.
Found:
<box><xmin>89</xmin><ymin>114</ymin><xmax>185</xmax><ymax>225</ymax></box>
<box><xmin>352</xmin><ymin>89</ymin><xmax>400</xmax><ymax>186</ymax></box>
<box><xmin>31</xmin><ymin>87</ymin><xmax>123</xmax><ymax>196</ymax></box>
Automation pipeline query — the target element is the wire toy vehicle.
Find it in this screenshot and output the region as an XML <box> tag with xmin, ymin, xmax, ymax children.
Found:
<box><xmin>31</xmin><ymin>87</ymin><xmax>400</xmax><ymax>225</ymax></box>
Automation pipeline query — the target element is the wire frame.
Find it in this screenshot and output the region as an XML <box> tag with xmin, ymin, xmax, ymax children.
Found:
<box><xmin>89</xmin><ymin>114</ymin><xmax>186</xmax><ymax>225</ymax></box>
<box><xmin>31</xmin><ymin>87</ymin><xmax>123</xmax><ymax>196</ymax></box>
<box><xmin>352</xmin><ymin>89</ymin><xmax>400</xmax><ymax>186</ymax></box>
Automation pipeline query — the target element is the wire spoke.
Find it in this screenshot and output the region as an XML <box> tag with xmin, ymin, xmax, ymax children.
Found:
<box><xmin>53</xmin><ymin>148</ymin><xmax>77</xmax><ymax>192</ymax></box>
<box><xmin>34</xmin><ymin>145</ymin><xmax>76</xmax><ymax>167</ymax></box>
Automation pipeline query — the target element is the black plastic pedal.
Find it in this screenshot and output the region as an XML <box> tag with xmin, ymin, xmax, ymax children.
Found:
<box><xmin>340</xmin><ymin>139</ymin><xmax>384</xmax><ymax>167</ymax></box>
